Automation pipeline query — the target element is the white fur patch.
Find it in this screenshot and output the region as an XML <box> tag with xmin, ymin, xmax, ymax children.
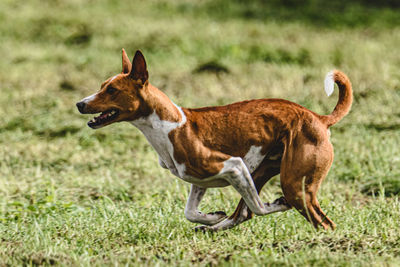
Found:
<box><xmin>131</xmin><ymin>103</ymin><xmax>187</xmax><ymax>178</ymax></box>
<box><xmin>110</xmin><ymin>75</ymin><xmax>118</xmax><ymax>82</ymax></box>
<box><xmin>324</xmin><ymin>71</ymin><xmax>335</xmax><ymax>97</ymax></box>
<box><xmin>242</xmin><ymin>146</ymin><xmax>265</xmax><ymax>173</ymax></box>
<box><xmin>81</xmin><ymin>93</ymin><xmax>96</xmax><ymax>104</ymax></box>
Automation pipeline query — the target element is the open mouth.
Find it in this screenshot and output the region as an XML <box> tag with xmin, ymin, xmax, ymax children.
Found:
<box><xmin>87</xmin><ymin>109</ymin><xmax>119</xmax><ymax>128</ymax></box>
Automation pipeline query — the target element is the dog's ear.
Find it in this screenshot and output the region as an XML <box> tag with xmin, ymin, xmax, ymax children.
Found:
<box><xmin>129</xmin><ymin>50</ymin><xmax>148</xmax><ymax>84</ymax></box>
<box><xmin>122</xmin><ymin>48</ymin><xmax>131</xmax><ymax>74</ymax></box>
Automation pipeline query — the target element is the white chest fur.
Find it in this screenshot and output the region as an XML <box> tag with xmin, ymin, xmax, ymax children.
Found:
<box><xmin>131</xmin><ymin>104</ymin><xmax>187</xmax><ymax>178</ymax></box>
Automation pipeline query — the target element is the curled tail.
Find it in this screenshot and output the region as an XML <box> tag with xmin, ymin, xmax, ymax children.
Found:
<box><xmin>321</xmin><ymin>70</ymin><xmax>353</xmax><ymax>127</ymax></box>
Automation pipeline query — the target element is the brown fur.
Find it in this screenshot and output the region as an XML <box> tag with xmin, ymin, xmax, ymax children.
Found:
<box><xmin>77</xmin><ymin>49</ymin><xmax>352</xmax><ymax>230</ymax></box>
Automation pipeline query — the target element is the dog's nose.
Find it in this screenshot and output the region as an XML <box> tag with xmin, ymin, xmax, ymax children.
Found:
<box><xmin>76</xmin><ymin>102</ymin><xmax>86</xmax><ymax>113</ymax></box>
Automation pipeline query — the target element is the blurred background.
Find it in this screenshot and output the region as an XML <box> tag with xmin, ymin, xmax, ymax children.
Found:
<box><xmin>0</xmin><ymin>0</ymin><xmax>399</xmax><ymax>265</ymax></box>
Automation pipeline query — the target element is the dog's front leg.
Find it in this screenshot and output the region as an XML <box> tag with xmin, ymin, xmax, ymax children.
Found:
<box><xmin>184</xmin><ymin>184</ymin><xmax>227</xmax><ymax>225</ymax></box>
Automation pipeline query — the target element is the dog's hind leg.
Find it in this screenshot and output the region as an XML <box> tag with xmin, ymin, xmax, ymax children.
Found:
<box><xmin>217</xmin><ymin>157</ymin><xmax>290</xmax><ymax>217</ymax></box>
<box><xmin>280</xmin><ymin>140</ymin><xmax>336</xmax><ymax>230</ymax></box>
<box><xmin>196</xmin><ymin>160</ymin><xmax>290</xmax><ymax>231</ymax></box>
<box><xmin>184</xmin><ymin>184</ymin><xmax>227</xmax><ymax>225</ymax></box>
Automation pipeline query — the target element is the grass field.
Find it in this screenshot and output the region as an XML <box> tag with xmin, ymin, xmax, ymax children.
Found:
<box><xmin>1</xmin><ymin>0</ymin><xmax>400</xmax><ymax>265</ymax></box>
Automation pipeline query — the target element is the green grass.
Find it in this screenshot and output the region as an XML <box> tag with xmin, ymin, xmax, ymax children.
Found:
<box><xmin>1</xmin><ymin>0</ymin><xmax>400</xmax><ymax>265</ymax></box>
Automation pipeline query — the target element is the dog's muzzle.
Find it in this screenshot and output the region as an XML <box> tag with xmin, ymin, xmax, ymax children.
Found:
<box><xmin>76</xmin><ymin>102</ymin><xmax>86</xmax><ymax>114</ymax></box>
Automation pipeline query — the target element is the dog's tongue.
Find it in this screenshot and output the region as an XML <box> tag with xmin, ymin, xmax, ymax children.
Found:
<box><xmin>99</xmin><ymin>112</ymin><xmax>108</xmax><ymax>119</ymax></box>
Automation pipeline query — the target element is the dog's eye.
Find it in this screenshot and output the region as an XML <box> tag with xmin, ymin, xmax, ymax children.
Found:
<box><xmin>106</xmin><ymin>87</ymin><xmax>117</xmax><ymax>94</ymax></box>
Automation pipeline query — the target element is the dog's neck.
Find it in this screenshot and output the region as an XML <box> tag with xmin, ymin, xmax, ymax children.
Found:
<box><xmin>141</xmin><ymin>84</ymin><xmax>183</xmax><ymax>123</ymax></box>
<box><xmin>130</xmin><ymin>84</ymin><xmax>187</xmax><ymax>176</ymax></box>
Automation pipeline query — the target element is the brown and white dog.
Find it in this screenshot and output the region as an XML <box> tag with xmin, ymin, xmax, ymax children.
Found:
<box><xmin>76</xmin><ymin>49</ymin><xmax>352</xmax><ymax>231</ymax></box>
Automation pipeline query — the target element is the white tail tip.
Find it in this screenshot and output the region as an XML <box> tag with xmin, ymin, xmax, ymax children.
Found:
<box><xmin>324</xmin><ymin>71</ymin><xmax>335</xmax><ymax>97</ymax></box>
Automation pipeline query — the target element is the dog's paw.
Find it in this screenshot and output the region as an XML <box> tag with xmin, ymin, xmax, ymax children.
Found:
<box><xmin>204</xmin><ymin>211</ymin><xmax>227</xmax><ymax>224</ymax></box>
<box><xmin>273</xmin><ymin>196</ymin><xmax>290</xmax><ymax>207</ymax></box>
<box><xmin>207</xmin><ymin>211</ymin><xmax>227</xmax><ymax>217</ymax></box>
<box><xmin>194</xmin><ymin>225</ymin><xmax>211</xmax><ymax>232</ymax></box>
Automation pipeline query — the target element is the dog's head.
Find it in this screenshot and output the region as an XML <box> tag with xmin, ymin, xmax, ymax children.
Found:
<box><xmin>76</xmin><ymin>49</ymin><xmax>151</xmax><ymax>129</ymax></box>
